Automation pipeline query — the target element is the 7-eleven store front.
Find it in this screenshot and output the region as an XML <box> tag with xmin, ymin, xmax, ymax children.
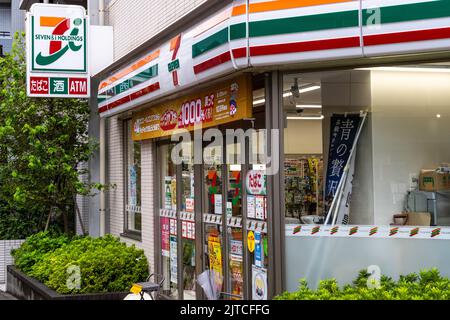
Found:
<box><xmin>96</xmin><ymin>0</ymin><xmax>450</xmax><ymax>299</ymax></box>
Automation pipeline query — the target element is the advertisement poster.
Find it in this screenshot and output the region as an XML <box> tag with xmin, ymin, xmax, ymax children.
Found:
<box><xmin>247</xmin><ymin>195</ymin><xmax>256</xmax><ymax>219</ymax></box>
<box><xmin>230</xmin><ymin>240</ymin><xmax>243</xmax><ymax>261</ymax></box>
<box><xmin>132</xmin><ymin>75</ymin><xmax>252</xmax><ymax>141</ymax></box>
<box><xmin>252</xmin><ymin>266</ymin><xmax>268</xmax><ymax>300</ymax></box>
<box><xmin>208</xmin><ymin>234</ymin><xmax>223</xmax><ymax>290</ymax></box>
<box><xmin>170</xmin><ymin>236</ymin><xmax>178</xmax><ymax>284</ymax></box>
<box><xmin>182</xmin><ymin>221</ymin><xmax>195</xmax><ymax>240</ymax></box>
<box><xmin>171</xmin><ymin>179</ymin><xmax>177</xmax><ymax>210</ymax></box>
<box><xmin>230</xmin><ymin>260</ymin><xmax>244</xmax><ymax>298</ymax></box>
<box><xmin>186</xmin><ymin>198</ymin><xmax>195</xmax><ymax>213</ymax></box>
<box><xmin>226</xmin><ymin>202</ymin><xmax>232</xmax><ymax>217</ymax></box>
<box><xmin>164</xmin><ymin>177</ymin><xmax>172</xmax><ymax>209</ymax></box>
<box><xmin>255</xmin><ymin>232</ymin><xmax>263</xmax><ymax>267</ymax></box>
<box><xmin>170</xmin><ymin>218</ymin><xmax>177</xmax><ymax>235</ymax></box>
<box><xmin>214</xmin><ymin>194</ymin><xmax>223</xmax><ymax>214</ymax></box>
<box><xmin>255</xmin><ymin>196</ymin><xmax>265</xmax><ymax>220</ymax></box>
<box><xmin>129</xmin><ymin>165</ymin><xmax>137</xmax><ymax>206</ymax></box>
<box><xmin>182</xmin><ymin>221</ymin><xmax>187</xmax><ymax>238</ymax></box>
<box><xmin>161</xmin><ymin>217</ymin><xmax>170</xmax><ymax>257</ymax></box>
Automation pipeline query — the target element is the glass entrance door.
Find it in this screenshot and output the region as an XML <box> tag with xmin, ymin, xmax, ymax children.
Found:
<box><xmin>225</xmin><ymin>142</ymin><xmax>245</xmax><ymax>300</ymax></box>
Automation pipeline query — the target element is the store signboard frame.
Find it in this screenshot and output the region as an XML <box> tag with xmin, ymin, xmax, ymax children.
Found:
<box><xmin>26</xmin><ymin>3</ymin><xmax>90</xmax><ymax>98</ymax></box>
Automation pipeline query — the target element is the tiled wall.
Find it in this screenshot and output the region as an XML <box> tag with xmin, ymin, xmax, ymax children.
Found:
<box><xmin>106</xmin><ymin>116</ymin><xmax>155</xmax><ymax>273</ymax></box>
<box><xmin>105</xmin><ymin>0</ymin><xmax>207</xmax><ymax>60</ymax></box>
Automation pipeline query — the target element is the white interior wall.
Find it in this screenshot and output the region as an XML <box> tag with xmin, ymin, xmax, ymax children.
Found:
<box><xmin>371</xmin><ymin>70</ymin><xmax>450</xmax><ymax>225</ymax></box>
<box><xmin>284</xmin><ymin>120</ymin><xmax>323</xmax><ymax>155</ymax></box>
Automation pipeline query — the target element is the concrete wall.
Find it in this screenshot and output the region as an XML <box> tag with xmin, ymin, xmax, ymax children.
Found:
<box><xmin>105</xmin><ymin>0</ymin><xmax>207</xmax><ymax>61</ymax></box>
<box><xmin>106</xmin><ymin>115</ymin><xmax>155</xmax><ymax>274</ymax></box>
<box><xmin>370</xmin><ymin>70</ymin><xmax>450</xmax><ymax>225</ymax></box>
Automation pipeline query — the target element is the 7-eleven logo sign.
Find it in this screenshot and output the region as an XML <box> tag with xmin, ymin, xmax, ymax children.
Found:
<box><xmin>29</xmin><ymin>5</ymin><xmax>87</xmax><ymax>72</ymax></box>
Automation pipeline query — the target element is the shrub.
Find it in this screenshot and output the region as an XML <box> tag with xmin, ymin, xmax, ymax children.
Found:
<box><xmin>12</xmin><ymin>232</ymin><xmax>70</xmax><ymax>273</ymax></box>
<box><xmin>275</xmin><ymin>268</ymin><xmax>450</xmax><ymax>300</ymax></box>
<box><xmin>12</xmin><ymin>232</ymin><xmax>149</xmax><ymax>294</ymax></box>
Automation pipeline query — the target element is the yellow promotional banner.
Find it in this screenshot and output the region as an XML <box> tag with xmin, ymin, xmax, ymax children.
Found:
<box><xmin>132</xmin><ymin>74</ymin><xmax>252</xmax><ymax>141</ymax></box>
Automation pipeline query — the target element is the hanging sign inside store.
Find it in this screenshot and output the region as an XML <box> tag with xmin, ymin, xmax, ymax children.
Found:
<box><xmin>132</xmin><ymin>75</ymin><xmax>252</xmax><ymax>140</ymax></box>
<box><xmin>26</xmin><ymin>4</ymin><xmax>90</xmax><ymax>98</ymax></box>
<box><xmin>246</xmin><ymin>170</ymin><xmax>267</xmax><ymax>195</ymax></box>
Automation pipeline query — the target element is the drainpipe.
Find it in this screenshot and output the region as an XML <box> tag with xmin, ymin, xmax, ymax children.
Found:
<box><xmin>99</xmin><ymin>0</ymin><xmax>106</xmax><ymax>237</ymax></box>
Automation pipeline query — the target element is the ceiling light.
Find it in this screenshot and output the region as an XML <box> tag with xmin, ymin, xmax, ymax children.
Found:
<box><xmin>287</xmin><ymin>115</ymin><xmax>324</xmax><ymax>120</ymax></box>
<box><xmin>296</xmin><ymin>104</ymin><xmax>322</xmax><ymax>109</ymax></box>
<box><xmin>283</xmin><ymin>85</ymin><xmax>321</xmax><ymax>97</ymax></box>
<box><xmin>356</xmin><ymin>67</ymin><xmax>450</xmax><ymax>73</ymax></box>
<box><xmin>253</xmin><ymin>98</ymin><xmax>265</xmax><ymax>105</ymax></box>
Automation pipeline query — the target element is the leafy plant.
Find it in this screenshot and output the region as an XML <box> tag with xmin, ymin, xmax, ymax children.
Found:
<box><xmin>0</xmin><ymin>32</ymin><xmax>100</xmax><ymax>234</ymax></box>
<box><xmin>12</xmin><ymin>232</ymin><xmax>149</xmax><ymax>294</ymax></box>
<box><xmin>275</xmin><ymin>268</ymin><xmax>450</xmax><ymax>300</ymax></box>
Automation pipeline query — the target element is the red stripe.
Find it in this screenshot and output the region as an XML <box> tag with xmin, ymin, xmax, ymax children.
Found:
<box><xmin>364</xmin><ymin>27</ymin><xmax>450</xmax><ymax>46</ymax></box>
<box><xmin>250</xmin><ymin>36</ymin><xmax>360</xmax><ymax>56</ymax></box>
<box><xmin>193</xmin><ymin>48</ymin><xmax>247</xmax><ymax>74</ymax></box>
<box><xmin>99</xmin><ymin>82</ymin><xmax>160</xmax><ymax>113</ymax></box>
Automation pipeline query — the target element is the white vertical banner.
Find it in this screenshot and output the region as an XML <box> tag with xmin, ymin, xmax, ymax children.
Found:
<box><xmin>334</xmin><ymin>150</ymin><xmax>356</xmax><ymax>225</ymax></box>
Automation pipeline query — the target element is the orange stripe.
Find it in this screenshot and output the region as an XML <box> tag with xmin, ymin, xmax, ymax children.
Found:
<box><xmin>40</xmin><ymin>16</ymin><xmax>66</xmax><ymax>27</ymax></box>
<box><xmin>99</xmin><ymin>49</ymin><xmax>161</xmax><ymax>90</ymax></box>
<box><xmin>232</xmin><ymin>0</ymin><xmax>355</xmax><ymax>16</ymax></box>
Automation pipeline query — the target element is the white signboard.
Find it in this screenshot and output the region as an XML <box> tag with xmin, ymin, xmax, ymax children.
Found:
<box><xmin>246</xmin><ymin>170</ymin><xmax>266</xmax><ymax>195</ymax></box>
<box><xmin>26</xmin><ymin>4</ymin><xmax>90</xmax><ymax>98</ymax></box>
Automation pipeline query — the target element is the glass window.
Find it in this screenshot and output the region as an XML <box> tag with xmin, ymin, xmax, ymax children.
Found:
<box><xmin>124</xmin><ymin>119</ymin><xmax>141</xmax><ymax>233</ymax></box>
<box><xmin>283</xmin><ymin>63</ymin><xmax>450</xmax><ymax>228</ymax></box>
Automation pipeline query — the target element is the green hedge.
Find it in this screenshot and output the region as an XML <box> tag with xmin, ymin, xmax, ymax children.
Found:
<box><xmin>12</xmin><ymin>232</ymin><xmax>149</xmax><ymax>294</ymax></box>
<box><xmin>275</xmin><ymin>269</ymin><xmax>450</xmax><ymax>300</ymax></box>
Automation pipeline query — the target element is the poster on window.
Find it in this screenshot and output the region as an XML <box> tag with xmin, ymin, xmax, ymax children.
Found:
<box><xmin>186</xmin><ymin>198</ymin><xmax>195</xmax><ymax>213</ymax></box>
<box><xmin>182</xmin><ymin>221</ymin><xmax>187</xmax><ymax>238</ymax></box>
<box><xmin>170</xmin><ymin>235</ymin><xmax>178</xmax><ymax>284</ymax></box>
<box><xmin>230</xmin><ymin>260</ymin><xmax>244</xmax><ymax>298</ymax></box>
<box><xmin>129</xmin><ymin>165</ymin><xmax>137</xmax><ymax>205</ymax></box>
<box><xmin>161</xmin><ymin>217</ymin><xmax>170</xmax><ymax>257</ymax></box>
<box><xmin>247</xmin><ymin>195</ymin><xmax>256</xmax><ymax>219</ymax></box>
<box><xmin>255</xmin><ymin>196</ymin><xmax>265</xmax><ymax>220</ymax></box>
<box><xmin>208</xmin><ymin>234</ymin><xmax>223</xmax><ymax>291</ymax></box>
<box><xmin>170</xmin><ymin>219</ymin><xmax>177</xmax><ymax>235</ymax></box>
<box><xmin>252</xmin><ymin>266</ymin><xmax>268</xmax><ymax>300</ymax></box>
<box><xmin>164</xmin><ymin>177</ymin><xmax>173</xmax><ymax>209</ymax></box>
<box><xmin>214</xmin><ymin>194</ymin><xmax>223</xmax><ymax>215</ymax></box>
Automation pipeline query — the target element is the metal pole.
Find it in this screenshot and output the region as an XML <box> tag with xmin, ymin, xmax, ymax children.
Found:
<box><xmin>98</xmin><ymin>0</ymin><xmax>106</xmax><ymax>237</ymax></box>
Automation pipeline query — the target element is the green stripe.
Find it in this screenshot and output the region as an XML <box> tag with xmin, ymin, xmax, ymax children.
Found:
<box><xmin>230</xmin><ymin>22</ymin><xmax>246</xmax><ymax>40</ymax></box>
<box><xmin>363</xmin><ymin>0</ymin><xmax>450</xmax><ymax>26</ymax></box>
<box><xmin>98</xmin><ymin>64</ymin><xmax>158</xmax><ymax>104</ymax></box>
<box><xmin>249</xmin><ymin>10</ymin><xmax>359</xmax><ymax>38</ymax></box>
<box><xmin>192</xmin><ymin>28</ymin><xmax>228</xmax><ymax>58</ymax></box>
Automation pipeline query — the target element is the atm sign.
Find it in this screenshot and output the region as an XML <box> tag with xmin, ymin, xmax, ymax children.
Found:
<box><xmin>29</xmin><ymin>76</ymin><xmax>88</xmax><ymax>97</ymax></box>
